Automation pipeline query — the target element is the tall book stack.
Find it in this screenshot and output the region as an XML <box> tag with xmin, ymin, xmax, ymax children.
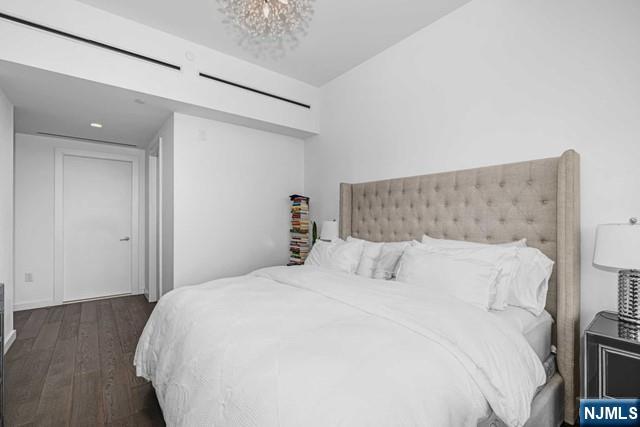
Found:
<box><xmin>289</xmin><ymin>194</ymin><xmax>310</xmax><ymax>265</ymax></box>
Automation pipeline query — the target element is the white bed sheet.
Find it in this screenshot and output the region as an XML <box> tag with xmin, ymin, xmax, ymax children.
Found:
<box><xmin>490</xmin><ymin>307</ymin><xmax>553</xmax><ymax>362</ymax></box>
<box><xmin>135</xmin><ymin>266</ymin><xmax>545</xmax><ymax>427</ymax></box>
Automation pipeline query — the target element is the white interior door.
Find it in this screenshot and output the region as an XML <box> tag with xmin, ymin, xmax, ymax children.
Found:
<box><xmin>63</xmin><ymin>155</ymin><xmax>133</xmax><ymax>301</ymax></box>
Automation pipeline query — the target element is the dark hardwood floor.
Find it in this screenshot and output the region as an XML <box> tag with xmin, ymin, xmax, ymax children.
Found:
<box><xmin>6</xmin><ymin>295</ymin><xmax>165</xmax><ymax>426</ymax></box>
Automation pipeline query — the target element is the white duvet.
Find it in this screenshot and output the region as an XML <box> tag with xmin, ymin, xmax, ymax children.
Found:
<box><xmin>134</xmin><ymin>266</ymin><xmax>546</xmax><ymax>427</ymax></box>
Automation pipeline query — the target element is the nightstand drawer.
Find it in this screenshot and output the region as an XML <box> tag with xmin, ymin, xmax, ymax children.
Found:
<box><xmin>600</xmin><ymin>345</ymin><xmax>640</xmax><ymax>398</ymax></box>
<box><xmin>585</xmin><ymin>311</ymin><xmax>640</xmax><ymax>399</ymax></box>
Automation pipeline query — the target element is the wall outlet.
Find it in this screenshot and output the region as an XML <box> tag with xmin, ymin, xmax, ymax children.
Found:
<box><xmin>25</xmin><ymin>272</ymin><xmax>33</xmax><ymax>283</ymax></box>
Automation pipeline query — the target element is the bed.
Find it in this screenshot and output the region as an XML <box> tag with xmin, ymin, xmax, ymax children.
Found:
<box><xmin>135</xmin><ymin>150</ymin><xmax>580</xmax><ymax>426</ymax></box>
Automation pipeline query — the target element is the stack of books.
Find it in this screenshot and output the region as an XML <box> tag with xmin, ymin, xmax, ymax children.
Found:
<box><xmin>289</xmin><ymin>194</ymin><xmax>310</xmax><ymax>265</ymax></box>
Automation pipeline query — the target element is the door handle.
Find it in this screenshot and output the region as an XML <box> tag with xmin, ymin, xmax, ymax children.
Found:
<box><xmin>120</xmin><ymin>237</ymin><xmax>130</xmax><ymax>241</ymax></box>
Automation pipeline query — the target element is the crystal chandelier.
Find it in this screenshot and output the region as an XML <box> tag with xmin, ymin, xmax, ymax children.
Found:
<box><xmin>218</xmin><ymin>0</ymin><xmax>315</xmax><ymax>58</ymax></box>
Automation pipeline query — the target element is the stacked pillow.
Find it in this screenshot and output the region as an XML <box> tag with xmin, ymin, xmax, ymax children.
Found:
<box><xmin>394</xmin><ymin>235</ymin><xmax>553</xmax><ymax>314</ymax></box>
<box><xmin>305</xmin><ymin>236</ymin><xmax>409</xmax><ymax>279</ymax></box>
<box><xmin>396</xmin><ymin>245</ymin><xmax>502</xmax><ymax>309</ymax></box>
<box><xmin>347</xmin><ymin>237</ymin><xmax>410</xmax><ymax>280</ymax></box>
<box><xmin>304</xmin><ymin>233</ymin><xmax>554</xmax><ymax>315</ymax></box>
<box><xmin>304</xmin><ymin>238</ymin><xmax>364</xmax><ymax>274</ymax></box>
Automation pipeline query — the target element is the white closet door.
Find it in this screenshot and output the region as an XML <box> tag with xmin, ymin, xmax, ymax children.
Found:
<box><xmin>63</xmin><ymin>155</ymin><xmax>133</xmax><ymax>301</ymax></box>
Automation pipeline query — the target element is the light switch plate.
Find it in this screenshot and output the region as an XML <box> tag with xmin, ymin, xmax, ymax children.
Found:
<box><xmin>25</xmin><ymin>272</ymin><xmax>33</xmax><ymax>282</ymax></box>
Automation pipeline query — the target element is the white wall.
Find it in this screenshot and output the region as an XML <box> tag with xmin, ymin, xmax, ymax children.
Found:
<box><xmin>14</xmin><ymin>133</ymin><xmax>146</xmax><ymax>310</ymax></box>
<box><xmin>0</xmin><ymin>88</ymin><xmax>15</xmax><ymax>349</ymax></box>
<box><xmin>173</xmin><ymin>114</ymin><xmax>304</xmax><ymax>287</ymax></box>
<box><xmin>305</xmin><ymin>0</ymin><xmax>640</xmax><ymax>331</ymax></box>
<box><xmin>0</xmin><ymin>0</ymin><xmax>319</xmax><ymax>136</ymax></box>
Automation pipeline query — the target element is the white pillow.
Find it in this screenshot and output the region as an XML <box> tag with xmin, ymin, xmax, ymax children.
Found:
<box><xmin>374</xmin><ymin>241</ymin><xmax>410</xmax><ymax>279</ymax></box>
<box><xmin>419</xmin><ymin>238</ymin><xmax>554</xmax><ymax>315</ymax></box>
<box><xmin>347</xmin><ymin>237</ymin><xmax>410</xmax><ymax>280</ymax></box>
<box><xmin>348</xmin><ymin>238</ymin><xmax>383</xmax><ymax>277</ymax></box>
<box><xmin>507</xmin><ymin>248</ymin><xmax>554</xmax><ymax>315</ymax></box>
<box><xmin>305</xmin><ymin>239</ymin><xmax>364</xmax><ymax>274</ymax></box>
<box><xmin>422</xmin><ymin>234</ymin><xmax>527</xmax><ymax>249</ymax></box>
<box><xmin>415</xmin><ymin>244</ymin><xmax>519</xmax><ymax>310</ymax></box>
<box><xmin>396</xmin><ymin>246</ymin><xmax>500</xmax><ymax>310</ymax></box>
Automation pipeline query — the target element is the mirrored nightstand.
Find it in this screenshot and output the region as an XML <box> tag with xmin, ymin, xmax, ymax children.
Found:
<box><xmin>584</xmin><ymin>311</ymin><xmax>640</xmax><ymax>399</ymax></box>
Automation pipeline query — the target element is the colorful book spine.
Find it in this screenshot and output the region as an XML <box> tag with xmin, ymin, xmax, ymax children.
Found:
<box><xmin>288</xmin><ymin>194</ymin><xmax>310</xmax><ymax>266</ymax></box>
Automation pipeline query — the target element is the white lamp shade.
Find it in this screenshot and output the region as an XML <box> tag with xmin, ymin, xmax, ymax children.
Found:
<box><xmin>593</xmin><ymin>223</ymin><xmax>640</xmax><ymax>270</ymax></box>
<box><xmin>320</xmin><ymin>220</ymin><xmax>339</xmax><ymax>241</ymax></box>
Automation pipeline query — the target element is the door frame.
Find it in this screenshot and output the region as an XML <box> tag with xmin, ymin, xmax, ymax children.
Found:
<box><xmin>157</xmin><ymin>137</ymin><xmax>164</xmax><ymax>298</ymax></box>
<box><xmin>54</xmin><ymin>148</ymin><xmax>142</xmax><ymax>304</ymax></box>
<box><xmin>147</xmin><ymin>136</ymin><xmax>163</xmax><ymax>302</ymax></box>
<box><xmin>147</xmin><ymin>154</ymin><xmax>158</xmax><ymax>303</ymax></box>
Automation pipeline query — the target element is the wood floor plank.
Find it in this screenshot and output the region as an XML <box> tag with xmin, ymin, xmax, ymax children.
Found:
<box><xmin>6</xmin><ymin>295</ymin><xmax>164</xmax><ymax>426</ymax></box>
<box><xmin>134</xmin><ymin>295</ymin><xmax>155</xmax><ymax>317</ymax></box>
<box><xmin>97</xmin><ymin>300</ymin><xmax>132</xmax><ymax>423</ymax></box>
<box><xmin>32</xmin><ymin>321</ymin><xmax>61</xmax><ymax>350</ymax></box>
<box><xmin>129</xmin><ymin>296</ymin><xmax>153</xmax><ymax>336</ymax></box>
<box><xmin>70</xmin><ymin>371</ymin><xmax>105</xmax><ymax>427</ymax></box>
<box><xmin>6</xmin><ymin>347</ymin><xmax>55</xmax><ymax>425</ymax></box>
<box><xmin>5</xmin><ymin>357</ymin><xmax>30</xmax><ymax>427</ymax></box>
<box><xmin>34</xmin><ymin>336</ymin><xmax>77</xmax><ymax>426</ymax></box>
<box><xmin>124</xmin><ymin>351</ymin><xmax>148</xmax><ymax>387</ymax></box>
<box><xmin>46</xmin><ymin>305</ymin><xmax>65</xmax><ymax>323</ymax></box>
<box><xmin>76</xmin><ymin>320</ymin><xmax>100</xmax><ymax>375</ymax></box>
<box><xmin>112</xmin><ymin>297</ymin><xmax>139</xmax><ymax>354</ymax></box>
<box><xmin>19</xmin><ymin>308</ymin><xmax>49</xmax><ymax>340</ymax></box>
<box><xmin>6</xmin><ymin>337</ymin><xmax>35</xmax><ymax>362</ymax></box>
<box><xmin>13</xmin><ymin>309</ymin><xmax>32</xmax><ymax>332</ymax></box>
<box><xmin>131</xmin><ymin>382</ymin><xmax>166</xmax><ymax>426</ymax></box>
<box><xmin>80</xmin><ymin>300</ymin><xmax>98</xmax><ymax>323</ymax></box>
<box><xmin>59</xmin><ymin>303</ymin><xmax>81</xmax><ymax>340</ymax></box>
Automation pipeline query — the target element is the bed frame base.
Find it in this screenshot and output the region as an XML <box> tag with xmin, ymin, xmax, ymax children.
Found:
<box><xmin>478</xmin><ymin>374</ymin><xmax>564</xmax><ymax>427</ymax></box>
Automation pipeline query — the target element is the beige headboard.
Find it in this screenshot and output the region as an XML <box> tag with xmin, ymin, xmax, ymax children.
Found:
<box><xmin>339</xmin><ymin>150</ymin><xmax>580</xmax><ymax>424</ymax></box>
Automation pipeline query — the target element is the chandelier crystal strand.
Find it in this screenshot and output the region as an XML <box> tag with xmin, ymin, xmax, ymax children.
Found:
<box><xmin>218</xmin><ymin>0</ymin><xmax>315</xmax><ymax>58</ymax></box>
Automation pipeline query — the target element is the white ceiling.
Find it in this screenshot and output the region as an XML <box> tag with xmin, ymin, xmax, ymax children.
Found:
<box><xmin>0</xmin><ymin>60</ymin><xmax>172</xmax><ymax>147</ymax></box>
<box><xmin>76</xmin><ymin>0</ymin><xmax>472</xmax><ymax>86</ymax></box>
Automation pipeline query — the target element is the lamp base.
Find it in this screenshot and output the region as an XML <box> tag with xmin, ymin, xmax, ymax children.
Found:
<box><xmin>618</xmin><ymin>269</ymin><xmax>640</xmax><ymax>325</ymax></box>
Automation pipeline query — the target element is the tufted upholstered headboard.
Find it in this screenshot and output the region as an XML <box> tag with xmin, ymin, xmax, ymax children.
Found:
<box><xmin>339</xmin><ymin>150</ymin><xmax>580</xmax><ymax>424</ymax></box>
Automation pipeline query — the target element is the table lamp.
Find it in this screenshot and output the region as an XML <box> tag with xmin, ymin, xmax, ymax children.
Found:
<box><xmin>320</xmin><ymin>220</ymin><xmax>339</xmax><ymax>242</ymax></box>
<box><xmin>593</xmin><ymin>218</ymin><xmax>640</xmax><ymax>324</ymax></box>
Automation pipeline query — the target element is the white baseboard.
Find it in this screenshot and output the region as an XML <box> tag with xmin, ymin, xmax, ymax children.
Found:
<box><xmin>15</xmin><ymin>291</ymin><xmax>143</xmax><ymax>311</ymax></box>
<box><xmin>14</xmin><ymin>299</ymin><xmax>57</xmax><ymax>311</ymax></box>
<box><xmin>143</xmin><ymin>291</ymin><xmax>158</xmax><ymax>303</ymax></box>
<box><xmin>4</xmin><ymin>329</ymin><xmax>16</xmax><ymax>353</ymax></box>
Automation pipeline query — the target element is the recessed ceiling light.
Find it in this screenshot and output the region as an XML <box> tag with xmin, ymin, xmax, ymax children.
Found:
<box><xmin>90</xmin><ymin>123</ymin><xmax>103</xmax><ymax>128</ymax></box>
